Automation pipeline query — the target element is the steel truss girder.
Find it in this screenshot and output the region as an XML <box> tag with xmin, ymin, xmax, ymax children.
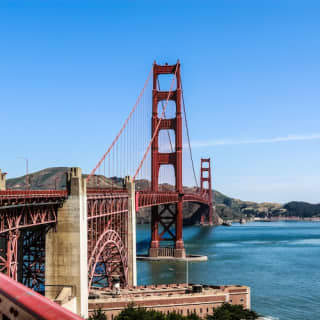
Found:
<box><xmin>87</xmin><ymin>196</ymin><xmax>129</xmax><ymax>290</ymax></box>
<box><xmin>0</xmin><ymin>190</ymin><xmax>67</xmax><ymax>207</ymax></box>
<box><xmin>87</xmin><ymin>195</ymin><xmax>128</xmax><ymax>219</ymax></box>
<box><xmin>20</xmin><ymin>226</ymin><xmax>51</xmax><ymax>291</ymax></box>
<box><xmin>158</xmin><ymin>204</ymin><xmax>176</xmax><ymax>241</ymax></box>
<box><xmin>5</xmin><ymin>229</ymin><xmax>19</xmax><ymax>280</ymax></box>
<box><xmin>0</xmin><ymin>204</ymin><xmax>58</xmax><ymax>234</ymax></box>
<box><xmin>0</xmin><ymin>202</ymin><xmax>60</xmax><ymax>288</ymax></box>
<box><xmin>137</xmin><ymin>191</ymin><xmax>211</xmax><ymax>211</ymax></box>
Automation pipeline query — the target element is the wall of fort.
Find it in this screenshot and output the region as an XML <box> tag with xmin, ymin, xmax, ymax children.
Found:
<box><xmin>89</xmin><ymin>283</ymin><xmax>250</xmax><ymax>319</ymax></box>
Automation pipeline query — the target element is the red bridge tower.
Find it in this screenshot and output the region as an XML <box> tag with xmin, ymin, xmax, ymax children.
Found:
<box><xmin>200</xmin><ymin>158</ymin><xmax>214</xmax><ymax>225</ymax></box>
<box><xmin>149</xmin><ymin>61</ymin><xmax>185</xmax><ymax>258</ymax></box>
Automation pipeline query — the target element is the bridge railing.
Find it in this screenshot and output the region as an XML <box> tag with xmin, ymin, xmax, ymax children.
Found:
<box><xmin>87</xmin><ymin>187</ymin><xmax>128</xmax><ymax>195</ymax></box>
<box><xmin>135</xmin><ymin>191</ymin><xmax>211</xmax><ymax>211</ymax></box>
<box><xmin>0</xmin><ymin>190</ymin><xmax>68</xmax><ymax>206</ymax></box>
<box><xmin>0</xmin><ymin>190</ymin><xmax>67</xmax><ymax>198</ymax></box>
<box><xmin>184</xmin><ymin>193</ymin><xmax>210</xmax><ymax>202</ymax></box>
<box><xmin>136</xmin><ymin>191</ymin><xmax>179</xmax><ymax>210</ymax></box>
<box><xmin>0</xmin><ymin>272</ymin><xmax>82</xmax><ymax>320</ymax></box>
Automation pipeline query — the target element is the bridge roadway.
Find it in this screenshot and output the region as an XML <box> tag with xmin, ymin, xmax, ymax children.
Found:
<box><xmin>0</xmin><ymin>188</ymin><xmax>210</xmax><ymax>234</ymax></box>
<box><xmin>0</xmin><ymin>188</ymin><xmax>209</xmax><ymax>208</ymax></box>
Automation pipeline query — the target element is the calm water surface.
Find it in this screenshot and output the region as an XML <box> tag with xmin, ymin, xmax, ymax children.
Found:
<box><xmin>136</xmin><ymin>221</ymin><xmax>320</xmax><ymax>320</ymax></box>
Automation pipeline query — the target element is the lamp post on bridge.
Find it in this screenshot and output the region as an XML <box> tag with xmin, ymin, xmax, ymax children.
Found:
<box><xmin>54</xmin><ymin>176</ymin><xmax>59</xmax><ymax>190</ymax></box>
<box><xmin>18</xmin><ymin>157</ymin><xmax>30</xmax><ymax>190</ymax></box>
<box><xmin>186</xmin><ymin>259</ymin><xmax>189</xmax><ymax>286</ymax></box>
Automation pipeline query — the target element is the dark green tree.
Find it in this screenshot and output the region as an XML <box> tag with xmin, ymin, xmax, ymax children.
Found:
<box><xmin>223</xmin><ymin>198</ymin><xmax>232</xmax><ymax>207</ymax></box>
<box><xmin>206</xmin><ymin>303</ymin><xmax>259</xmax><ymax>320</ymax></box>
<box><xmin>114</xmin><ymin>303</ymin><xmax>166</xmax><ymax>320</ymax></box>
<box><xmin>113</xmin><ymin>302</ymin><xmax>259</xmax><ymax>320</ymax></box>
<box><xmin>88</xmin><ymin>308</ymin><xmax>107</xmax><ymax>320</ymax></box>
<box><xmin>186</xmin><ymin>313</ymin><xmax>202</xmax><ymax>320</ymax></box>
<box><xmin>167</xmin><ymin>312</ymin><xmax>201</xmax><ymax>320</ymax></box>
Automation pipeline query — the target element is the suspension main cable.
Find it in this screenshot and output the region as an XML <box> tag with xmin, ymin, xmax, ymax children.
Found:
<box><xmin>133</xmin><ymin>67</ymin><xmax>178</xmax><ymax>181</ymax></box>
<box><xmin>181</xmin><ymin>78</ymin><xmax>199</xmax><ymax>188</ymax></box>
<box><xmin>87</xmin><ymin>66</ymin><xmax>153</xmax><ymax>182</ymax></box>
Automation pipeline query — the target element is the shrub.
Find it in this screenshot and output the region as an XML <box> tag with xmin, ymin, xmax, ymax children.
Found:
<box><xmin>206</xmin><ymin>303</ymin><xmax>259</xmax><ymax>320</ymax></box>
<box><xmin>88</xmin><ymin>308</ymin><xmax>106</xmax><ymax>320</ymax></box>
<box><xmin>110</xmin><ymin>302</ymin><xmax>259</xmax><ymax>320</ymax></box>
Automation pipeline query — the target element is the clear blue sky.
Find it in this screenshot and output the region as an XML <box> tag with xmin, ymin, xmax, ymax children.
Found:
<box><xmin>1</xmin><ymin>0</ymin><xmax>319</xmax><ymax>203</ymax></box>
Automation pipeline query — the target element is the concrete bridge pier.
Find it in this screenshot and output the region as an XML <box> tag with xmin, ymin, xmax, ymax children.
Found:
<box><xmin>125</xmin><ymin>176</ymin><xmax>137</xmax><ymax>287</ymax></box>
<box><xmin>0</xmin><ymin>169</ymin><xmax>7</xmax><ymax>190</ymax></box>
<box><xmin>45</xmin><ymin>168</ymin><xmax>88</xmax><ymax>318</ymax></box>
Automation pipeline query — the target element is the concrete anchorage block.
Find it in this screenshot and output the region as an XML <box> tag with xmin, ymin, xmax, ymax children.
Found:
<box><xmin>0</xmin><ymin>169</ymin><xmax>7</xmax><ymax>191</ymax></box>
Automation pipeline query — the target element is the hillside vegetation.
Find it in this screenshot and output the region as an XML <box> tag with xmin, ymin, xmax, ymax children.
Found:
<box><xmin>6</xmin><ymin>167</ymin><xmax>320</xmax><ymax>222</ymax></box>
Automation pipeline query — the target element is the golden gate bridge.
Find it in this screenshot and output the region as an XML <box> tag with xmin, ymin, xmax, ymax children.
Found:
<box><xmin>0</xmin><ymin>61</ymin><xmax>215</xmax><ymax>317</ymax></box>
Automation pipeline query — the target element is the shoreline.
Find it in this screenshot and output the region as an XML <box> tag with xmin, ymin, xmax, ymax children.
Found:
<box><xmin>136</xmin><ymin>217</ymin><xmax>320</xmax><ymax>226</ymax></box>
<box><xmin>253</xmin><ymin>217</ymin><xmax>320</xmax><ymax>222</ymax></box>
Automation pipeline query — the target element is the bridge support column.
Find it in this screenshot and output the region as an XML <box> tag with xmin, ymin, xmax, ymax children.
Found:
<box><xmin>45</xmin><ymin>167</ymin><xmax>88</xmax><ymax>318</ymax></box>
<box><xmin>174</xmin><ymin>197</ymin><xmax>185</xmax><ymax>258</ymax></box>
<box><xmin>125</xmin><ymin>176</ymin><xmax>137</xmax><ymax>286</ymax></box>
<box><xmin>6</xmin><ymin>230</ymin><xmax>20</xmax><ymax>281</ymax></box>
<box><xmin>0</xmin><ymin>170</ymin><xmax>6</xmax><ymax>191</ymax></box>
<box><xmin>149</xmin><ymin>206</ymin><xmax>159</xmax><ymax>257</ymax></box>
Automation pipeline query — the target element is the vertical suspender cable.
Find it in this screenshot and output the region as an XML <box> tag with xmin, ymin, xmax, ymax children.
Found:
<box><xmin>86</xmin><ymin>67</ymin><xmax>153</xmax><ymax>182</ymax></box>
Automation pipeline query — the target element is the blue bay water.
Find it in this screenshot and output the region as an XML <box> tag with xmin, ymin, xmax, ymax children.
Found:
<box><xmin>136</xmin><ymin>221</ymin><xmax>320</xmax><ymax>320</ymax></box>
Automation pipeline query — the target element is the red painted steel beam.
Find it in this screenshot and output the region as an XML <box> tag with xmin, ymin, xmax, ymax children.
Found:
<box><xmin>0</xmin><ymin>190</ymin><xmax>67</xmax><ymax>197</ymax></box>
<box><xmin>153</xmin><ymin>64</ymin><xmax>176</xmax><ymax>74</ymax></box>
<box><xmin>0</xmin><ymin>272</ymin><xmax>82</xmax><ymax>320</ymax></box>
<box><xmin>0</xmin><ymin>205</ymin><xmax>58</xmax><ymax>234</ymax></box>
<box><xmin>0</xmin><ymin>190</ymin><xmax>67</xmax><ymax>206</ymax></box>
<box><xmin>158</xmin><ymin>118</ymin><xmax>176</xmax><ymax>130</ymax></box>
<box><xmin>86</xmin><ymin>188</ymin><xmax>128</xmax><ymax>195</ymax></box>
<box><xmin>156</xmin><ymin>91</ymin><xmax>177</xmax><ymax>101</ymax></box>
<box><xmin>136</xmin><ymin>191</ymin><xmax>210</xmax><ymax>210</ymax></box>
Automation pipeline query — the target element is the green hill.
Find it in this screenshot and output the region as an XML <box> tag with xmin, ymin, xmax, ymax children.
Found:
<box><xmin>5</xmin><ymin>167</ymin><xmax>319</xmax><ymax>222</ymax></box>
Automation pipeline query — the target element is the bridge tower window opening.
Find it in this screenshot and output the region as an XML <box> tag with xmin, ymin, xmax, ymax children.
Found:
<box><xmin>202</xmin><ymin>161</ymin><xmax>209</xmax><ymax>168</ymax></box>
<box><xmin>157</xmin><ymin>73</ymin><xmax>177</xmax><ymax>92</ymax></box>
<box><xmin>157</xmin><ymin>100</ymin><xmax>176</xmax><ymax>119</ymax></box>
<box><xmin>202</xmin><ymin>170</ymin><xmax>209</xmax><ymax>178</ymax></box>
<box><xmin>202</xmin><ymin>181</ymin><xmax>209</xmax><ymax>189</ymax></box>
<box><xmin>158</xmin><ymin>165</ymin><xmax>176</xmax><ymax>191</ymax></box>
<box><xmin>158</xmin><ymin>129</ymin><xmax>176</xmax><ymax>153</ymax></box>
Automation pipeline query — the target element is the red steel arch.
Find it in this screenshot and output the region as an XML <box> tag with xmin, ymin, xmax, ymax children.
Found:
<box><xmin>88</xmin><ymin>229</ymin><xmax>128</xmax><ymax>290</ymax></box>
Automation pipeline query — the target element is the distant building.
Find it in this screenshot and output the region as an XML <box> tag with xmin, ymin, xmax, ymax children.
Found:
<box><xmin>89</xmin><ymin>283</ymin><xmax>250</xmax><ymax>319</ymax></box>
